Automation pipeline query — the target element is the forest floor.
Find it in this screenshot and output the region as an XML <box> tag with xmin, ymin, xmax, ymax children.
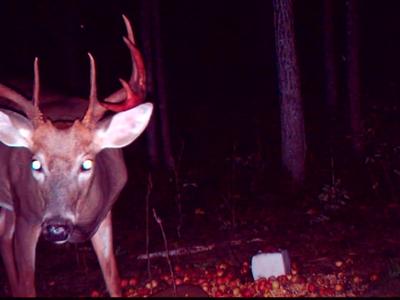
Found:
<box><xmin>1</xmin><ymin>183</ymin><xmax>400</xmax><ymax>297</ymax></box>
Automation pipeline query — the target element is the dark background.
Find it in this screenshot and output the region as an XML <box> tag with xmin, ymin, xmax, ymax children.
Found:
<box><xmin>1</xmin><ymin>0</ymin><xmax>400</xmax><ymax>297</ymax></box>
<box><xmin>0</xmin><ymin>0</ymin><xmax>399</xmax><ymax>217</ymax></box>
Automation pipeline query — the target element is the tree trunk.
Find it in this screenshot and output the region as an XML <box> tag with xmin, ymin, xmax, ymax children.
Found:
<box><xmin>139</xmin><ymin>0</ymin><xmax>175</xmax><ymax>172</ymax></box>
<box><xmin>139</xmin><ymin>0</ymin><xmax>161</xmax><ymax>169</ymax></box>
<box><xmin>151</xmin><ymin>0</ymin><xmax>175</xmax><ymax>172</ymax></box>
<box><xmin>323</xmin><ymin>0</ymin><xmax>339</xmax><ymax>146</ymax></box>
<box><xmin>346</xmin><ymin>0</ymin><xmax>364</xmax><ymax>156</ymax></box>
<box><xmin>273</xmin><ymin>0</ymin><xmax>306</xmax><ymax>192</ymax></box>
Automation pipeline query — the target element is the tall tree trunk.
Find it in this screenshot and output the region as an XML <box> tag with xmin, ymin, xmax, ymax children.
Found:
<box><xmin>323</xmin><ymin>0</ymin><xmax>339</xmax><ymax>146</ymax></box>
<box><xmin>139</xmin><ymin>0</ymin><xmax>161</xmax><ymax>169</ymax></box>
<box><xmin>139</xmin><ymin>0</ymin><xmax>175</xmax><ymax>172</ymax></box>
<box><xmin>346</xmin><ymin>0</ymin><xmax>364</xmax><ymax>156</ymax></box>
<box><xmin>273</xmin><ymin>0</ymin><xmax>306</xmax><ymax>192</ymax></box>
<box><xmin>151</xmin><ymin>0</ymin><xmax>175</xmax><ymax>172</ymax></box>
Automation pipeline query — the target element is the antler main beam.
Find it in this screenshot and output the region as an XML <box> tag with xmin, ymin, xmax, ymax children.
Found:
<box><xmin>83</xmin><ymin>15</ymin><xmax>147</xmax><ymax>125</ymax></box>
<box><xmin>104</xmin><ymin>14</ymin><xmax>146</xmax><ymax>107</ymax></box>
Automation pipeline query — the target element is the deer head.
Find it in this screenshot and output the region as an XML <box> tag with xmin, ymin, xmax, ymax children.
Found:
<box><xmin>0</xmin><ymin>15</ymin><xmax>153</xmax><ymax>244</ymax></box>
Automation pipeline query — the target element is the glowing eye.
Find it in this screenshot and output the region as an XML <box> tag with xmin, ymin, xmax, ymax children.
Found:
<box><xmin>81</xmin><ymin>159</ymin><xmax>93</xmax><ymax>171</ymax></box>
<box><xmin>31</xmin><ymin>159</ymin><xmax>42</xmax><ymax>171</ymax></box>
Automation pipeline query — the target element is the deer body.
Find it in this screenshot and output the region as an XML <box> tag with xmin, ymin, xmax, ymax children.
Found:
<box><xmin>0</xmin><ymin>16</ymin><xmax>152</xmax><ymax>297</ymax></box>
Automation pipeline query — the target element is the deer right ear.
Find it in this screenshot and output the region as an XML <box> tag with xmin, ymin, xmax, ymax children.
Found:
<box><xmin>0</xmin><ymin>109</ymin><xmax>33</xmax><ymax>148</ymax></box>
<box><xmin>93</xmin><ymin>102</ymin><xmax>153</xmax><ymax>150</ymax></box>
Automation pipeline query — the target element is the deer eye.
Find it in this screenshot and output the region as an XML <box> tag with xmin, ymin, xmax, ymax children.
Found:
<box><xmin>81</xmin><ymin>159</ymin><xmax>93</xmax><ymax>172</ymax></box>
<box><xmin>31</xmin><ymin>159</ymin><xmax>42</xmax><ymax>171</ymax></box>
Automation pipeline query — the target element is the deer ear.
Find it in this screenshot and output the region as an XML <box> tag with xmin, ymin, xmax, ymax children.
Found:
<box><xmin>0</xmin><ymin>109</ymin><xmax>33</xmax><ymax>148</ymax></box>
<box><xmin>94</xmin><ymin>102</ymin><xmax>153</xmax><ymax>150</ymax></box>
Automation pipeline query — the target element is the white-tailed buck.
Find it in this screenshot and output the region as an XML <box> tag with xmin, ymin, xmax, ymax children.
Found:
<box><xmin>0</xmin><ymin>15</ymin><xmax>153</xmax><ymax>297</ymax></box>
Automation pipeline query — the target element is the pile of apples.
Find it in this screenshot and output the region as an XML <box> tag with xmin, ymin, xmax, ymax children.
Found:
<box><xmin>89</xmin><ymin>259</ymin><xmax>378</xmax><ymax>297</ymax></box>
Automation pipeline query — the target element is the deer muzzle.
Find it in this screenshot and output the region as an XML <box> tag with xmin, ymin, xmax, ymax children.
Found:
<box><xmin>42</xmin><ymin>217</ymin><xmax>73</xmax><ymax>244</ymax></box>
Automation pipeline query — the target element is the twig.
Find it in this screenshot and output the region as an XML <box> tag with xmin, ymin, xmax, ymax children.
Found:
<box><xmin>152</xmin><ymin>208</ymin><xmax>176</xmax><ymax>296</ymax></box>
<box><xmin>173</xmin><ymin>139</ymin><xmax>185</xmax><ymax>239</ymax></box>
<box><xmin>330</xmin><ymin>154</ymin><xmax>336</xmax><ymax>186</ymax></box>
<box><xmin>137</xmin><ymin>238</ymin><xmax>265</xmax><ymax>260</ymax></box>
<box><xmin>145</xmin><ymin>173</ymin><xmax>153</xmax><ymax>282</ymax></box>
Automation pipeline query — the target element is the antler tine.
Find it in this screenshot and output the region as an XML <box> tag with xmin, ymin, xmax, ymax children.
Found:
<box><xmin>122</xmin><ymin>14</ymin><xmax>138</xmax><ymax>85</ymax></box>
<box><xmin>33</xmin><ymin>57</ymin><xmax>40</xmax><ymax>108</ymax></box>
<box><xmin>31</xmin><ymin>57</ymin><xmax>45</xmax><ymax>126</ymax></box>
<box><xmin>0</xmin><ymin>57</ymin><xmax>44</xmax><ymax>126</ymax></box>
<box><xmin>88</xmin><ymin>53</ymin><xmax>98</xmax><ymax>102</ymax></box>
<box><xmin>101</xmin><ymin>15</ymin><xmax>146</xmax><ymax>111</ymax></box>
<box><xmin>82</xmin><ymin>52</ymin><xmax>101</xmax><ymax>126</ymax></box>
<box><xmin>123</xmin><ymin>14</ymin><xmax>135</xmax><ymax>45</ymax></box>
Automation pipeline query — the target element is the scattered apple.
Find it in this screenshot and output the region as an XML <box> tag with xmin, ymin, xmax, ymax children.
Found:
<box><xmin>369</xmin><ymin>273</ymin><xmax>379</xmax><ymax>282</ymax></box>
<box><xmin>353</xmin><ymin>275</ymin><xmax>362</xmax><ymax>285</ymax></box>
<box><xmin>335</xmin><ymin>283</ymin><xmax>344</xmax><ymax>292</ymax></box>
<box><xmin>335</xmin><ymin>260</ymin><xmax>344</xmax><ymax>268</ymax></box>
<box><xmin>120</xmin><ymin>279</ymin><xmax>128</xmax><ymax>288</ymax></box>
<box><xmin>271</xmin><ymin>279</ymin><xmax>280</xmax><ymax>290</ymax></box>
<box><xmin>129</xmin><ymin>277</ymin><xmax>138</xmax><ymax>287</ymax></box>
<box><xmin>90</xmin><ymin>290</ymin><xmax>101</xmax><ymax>297</ymax></box>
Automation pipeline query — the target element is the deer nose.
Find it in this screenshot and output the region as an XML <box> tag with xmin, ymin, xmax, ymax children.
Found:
<box><xmin>42</xmin><ymin>218</ymin><xmax>73</xmax><ymax>244</ymax></box>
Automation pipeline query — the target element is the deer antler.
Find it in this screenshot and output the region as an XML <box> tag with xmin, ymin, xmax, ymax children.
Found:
<box><xmin>104</xmin><ymin>15</ymin><xmax>146</xmax><ymax>108</ymax></box>
<box><xmin>0</xmin><ymin>58</ymin><xmax>45</xmax><ymax>127</ymax></box>
<box><xmin>82</xmin><ymin>15</ymin><xmax>147</xmax><ymax>126</ymax></box>
<box><xmin>0</xmin><ymin>15</ymin><xmax>144</xmax><ymax>128</ymax></box>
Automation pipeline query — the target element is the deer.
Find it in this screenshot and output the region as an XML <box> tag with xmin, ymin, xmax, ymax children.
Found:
<box><xmin>0</xmin><ymin>15</ymin><xmax>153</xmax><ymax>297</ymax></box>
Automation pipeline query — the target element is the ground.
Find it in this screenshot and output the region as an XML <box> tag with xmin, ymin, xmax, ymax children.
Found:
<box><xmin>1</xmin><ymin>183</ymin><xmax>399</xmax><ymax>297</ymax></box>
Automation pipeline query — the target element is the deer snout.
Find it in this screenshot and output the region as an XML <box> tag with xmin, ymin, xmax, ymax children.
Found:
<box><xmin>42</xmin><ymin>218</ymin><xmax>73</xmax><ymax>244</ymax></box>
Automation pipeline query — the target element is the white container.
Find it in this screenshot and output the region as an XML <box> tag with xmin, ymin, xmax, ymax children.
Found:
<box><xmin>251</xmin><ymin>250</ymin><xmax>291</xmax><ymax>280</ymax></box>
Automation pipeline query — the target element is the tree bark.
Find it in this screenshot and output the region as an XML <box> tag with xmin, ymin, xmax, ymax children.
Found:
<box><xmin>151</xmin><ymin>0</ymin><xmax>175</xmax><ymax>172</ymax></box>
<box><xmin>346</xmin><ymin>0</ymin><xmax>364</xmax><ymax>156</ymax></box>
<box><xmin>323</xmin><ymin>0</ymin><xmax>339</xmax><ymax>145</ymax></box>
<box><xmin>139</xmin><ymin>0</ymin><xmax>175</xmax><ymax>172</ymax></box>
<box><xmin>273</xmin><ymin>0</ymin><xmax>306</xmax><ymax>191</ymax></box>
<box><xmin>139</xmin><ymin>0</ymin><xmax>161</xmax><ymax>169</ymax></box>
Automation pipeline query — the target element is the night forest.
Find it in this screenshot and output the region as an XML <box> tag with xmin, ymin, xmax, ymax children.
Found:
<box><xmin>0</xmin><ymin>0</ymin><xmax>400</xmax><ymax>297</ymax></box>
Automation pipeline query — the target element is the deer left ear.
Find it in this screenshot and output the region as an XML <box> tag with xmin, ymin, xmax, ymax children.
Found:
<box><xmin>94</xmin><ymin>102</ymin><xmax>153</xmax><ymax>150</ymax></box>
<box><xmin>0</xmin><ymin>109</ymin><xmax>33</xmax><ymax>148</ymax></box>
